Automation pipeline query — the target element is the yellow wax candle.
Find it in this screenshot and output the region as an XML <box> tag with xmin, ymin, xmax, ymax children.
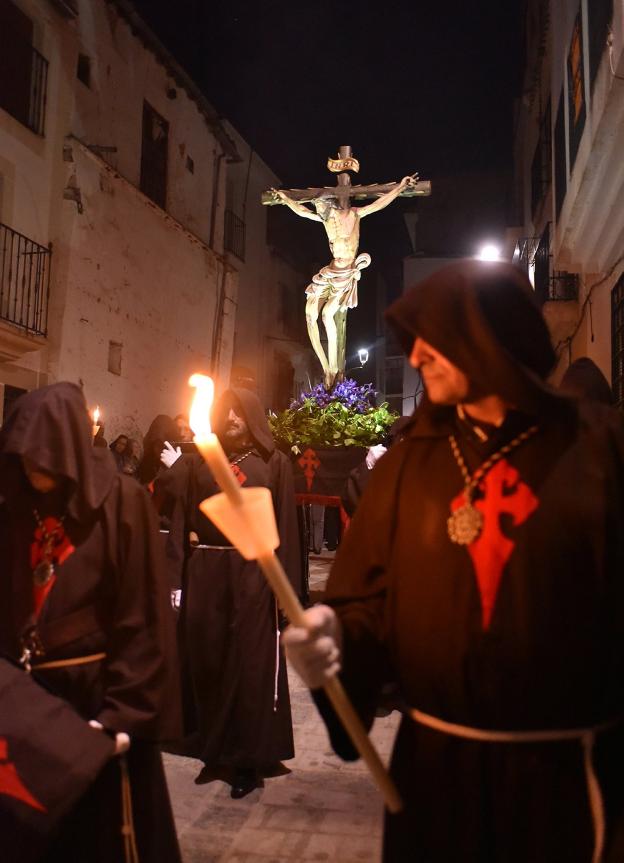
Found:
<box><xmin>92</xmin><ymin>405</ymin><xmax>101</xmax><ymax>439</ymax></box>
<box><xmin>194</xmin><ymin>432</ymin><xmax>243</xmax><ymax>504</ymax></box>
<box><xmin>189</xmin><ymin>374</ymin><xmax>243</xmax><ymax>504</ymax></box>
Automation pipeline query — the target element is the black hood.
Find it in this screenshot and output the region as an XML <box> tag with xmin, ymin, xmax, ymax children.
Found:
<box><xmin>559</xmin><ymin>358</ymin><xmax>614</xmax><ymax>405</ymax></box>
<box><xmin>0</xmin><ymin>382</ymin><xmax>116</xmax><ymax>519</ymax></box>
<box><xmin>138</xmin><ymin>414</ymin><xmax>179</xmax><ymax>484</ymax></box>
<box><xmin>213</xmin><ymin>388</ymin><xmax>275</xmax><ymax>459</ymax></box>
<box><xmin>386</xmin><ymin>259</ymin><xmax>564</xmax><ymax>414</ymax></box>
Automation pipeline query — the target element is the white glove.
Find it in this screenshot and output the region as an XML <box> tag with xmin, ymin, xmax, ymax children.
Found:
<box><xmin>160</xmin><ymin>441</ymin><xmax>182</xmax><ymax>468</ymax></box>
<box><xmin>282</xmin><ymin>604</ymin><xmax>342</xmax><ymax>689</ymax></box>
<box><xmin>171</xmin><ymin>589</ymin><xmax>182</xmax><ymax>610</ymax></box>
<box><xmin>88</xmin><ymin>720</ymin><xmax>131</xmax><ymax>755</ymax></box>
<box><xmin>366</xmin><ymin>444</ymin><xmax>387</xmax><ymax>470</ymax></box>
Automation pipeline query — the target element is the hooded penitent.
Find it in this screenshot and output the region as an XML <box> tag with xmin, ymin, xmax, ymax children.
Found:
<box><xmin>0</xmin><ymin>383</ymin><xmax>182</xmax><ymax>863</ymax></box>
<box><xmin>560</xmin><ymin>356</ymin><xmax>614</xmax><ymax>404</ymax></box>
<box><xmin>213</xmin><ymin>387</ymin><xmax>275</xmax><ymax>459</ymax></box>
<box><xmin>0</xmin><ymin>382</ymin><xmax>116</xmax><ymax>520</ymax></box>
<box><xmin>385</xmin><ymin>259</ymin><xmax>561</xmax><ymax>413</ymax></box>
<box><xmin>155</xmin><ymin>387</ymin><xmax>301</xmax><ymax>779</ymax></box>
<box><xmin>312</xmin><ymin>260</ymin><xmax>624</xmax><ymax>863</ymax></box>
<box><xmin>138</xmin><ymin>414</ymin><xmax>179</xmax><ymax>485</ymax></box>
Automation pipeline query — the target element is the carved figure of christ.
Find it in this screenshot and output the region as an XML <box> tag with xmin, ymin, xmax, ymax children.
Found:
<box><xmin>272</xmin><ymin>175</ymin><xmax>417</xmax><ymax>387</ymax></box>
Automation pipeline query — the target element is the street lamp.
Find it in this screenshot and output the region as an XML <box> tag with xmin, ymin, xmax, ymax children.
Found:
<box><xmin>358</xmin><ymin>348</ymin><xmax>369</xmax><ymax>366</ymax></box>
<box><xmin>476</xmin><ymin>243</ymin><xmax>501</xmax><ymax>262</ymax></box>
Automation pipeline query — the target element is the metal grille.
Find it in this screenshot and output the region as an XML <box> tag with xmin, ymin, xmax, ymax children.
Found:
<box><xmin>534</xmin><ymin>224</ymin><xmax>551</xmax><ymax>304</ymax></box>
<box><xmin>550</xmin><ymin>271</ymin><xmax>579</xmax><ymax>301</ymax></box>
<box><xmin>0</xmin><ymin>222</ymin><xmax>51</xmax><ymax>336</ymax></box>
<box><xmin>224</xmin><ymin>209</ymin><xmax>246</xmax><ymax>261</ymax></box>
<box><xmin>612</xmin><ymin>275</ymin><xmax>624</xmax><ymax>408</ymax></box>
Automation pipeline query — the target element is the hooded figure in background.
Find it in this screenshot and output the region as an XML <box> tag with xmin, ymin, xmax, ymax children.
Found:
<box><xmin>283</xmin><ymin>260</ymin><xmax>624</xmax><ymax>863</ymax></box>
<box><xmin>560</xmin><ymin>356</ymin><xmax>614</xmax><ymax>404</ymax></box>
<box><xmin>138</xmin><ymin>414</ymin><xmax>179</xmax><ymax>486</ymax></box>
<box><xmin>0</xmin><ymin>383</ymin><xmax>182</xmax><ymax>863</ymax></box>
<box><xmin>155</xmin><ymin>387</ymin><xmax>302</xmax><ymax>799</ymax></box>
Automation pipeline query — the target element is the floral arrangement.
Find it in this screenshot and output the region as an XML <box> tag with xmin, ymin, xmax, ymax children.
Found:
<box><xmin>269</xmin><ymin>379</ymin><xmax>398</xmax><ymax>452</ymax></box>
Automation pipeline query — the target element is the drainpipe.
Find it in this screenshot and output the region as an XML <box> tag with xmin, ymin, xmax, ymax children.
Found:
<box><xmin>209</xmin><ymin>149</ymin><xmax>226</xmax><ymax>250</ymax></box>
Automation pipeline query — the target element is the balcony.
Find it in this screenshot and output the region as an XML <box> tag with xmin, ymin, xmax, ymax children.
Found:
<box><xmin>224</xmin><ymin>209</ymin><xmax>246</xmax><ymax>261</ymax></box>
<box><xmin>0</xmin><ymin>222</ymin><xmax>51</xmax><ymax>338</ymax></box>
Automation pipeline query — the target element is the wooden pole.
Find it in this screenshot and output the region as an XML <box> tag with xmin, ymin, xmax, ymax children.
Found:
<box><xmin>257</xmin><ymin>551</ymin><xmax>403</xmax><ymax>814</ymax></box>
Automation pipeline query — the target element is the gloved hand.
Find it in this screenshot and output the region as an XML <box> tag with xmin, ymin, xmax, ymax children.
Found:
<box><xmin>160</xmin><ymin>441</ymin><xmax>182</xmax><ymax>468</ymax></box>
<box><xmin>171</xmin><ymin>589</ymin><xmax>182</xmax><ymax>610</ymax></box>
<box><xmin>88</xmin><ymin>719</ymin><xmax>131</xmax><ymax>755</ymax></box>
<box><xmin>281</xmin><ymin>604</ymin><xmax>342</xmax><ymax>689</ymax></box>
<box><xmin>366</xmin><ymin>444</ymin><xmax>387</xmax><ymax>470</ymax></box>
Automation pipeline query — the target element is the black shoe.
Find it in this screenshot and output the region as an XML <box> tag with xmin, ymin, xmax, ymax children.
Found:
<box><xmin>230</xmin><ymin>768</ymin><xmax>258</xmax><ymax>799</ymax></box>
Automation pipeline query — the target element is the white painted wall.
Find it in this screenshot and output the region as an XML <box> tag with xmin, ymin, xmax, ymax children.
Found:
<box><xmin>1</xmin><ymin>0</ymin><xmax>239</xmax><ymax>437</ymax></box>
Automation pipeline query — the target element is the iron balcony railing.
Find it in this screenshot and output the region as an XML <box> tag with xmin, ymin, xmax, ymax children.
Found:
<box><xmin>224</xmin><ymin>209</ymin><xmax>246</xmax><ymax>261</ymax></box>
<box><xmin>0</xmin><ymin>222</ymin><xmax>51</xmax><ymax>336</ymax></box>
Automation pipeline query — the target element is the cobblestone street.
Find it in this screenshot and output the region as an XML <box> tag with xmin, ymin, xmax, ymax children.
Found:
<box><xmin>164</xmin><ymin>552</ymin><xmax>400</xmax><ymax>863</ymax></box>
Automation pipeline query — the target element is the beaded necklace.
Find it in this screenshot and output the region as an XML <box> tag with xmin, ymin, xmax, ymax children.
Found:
<box><xmin>446</xmin><ymin>425</ymin><xmax>538</xmax><ymax>545</ymax></box>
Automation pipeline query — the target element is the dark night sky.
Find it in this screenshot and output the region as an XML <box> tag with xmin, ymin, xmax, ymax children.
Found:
<box><xmin>134</xmin><ymin>0</ymin><xmax>524</xmax><ymax>186</ymax></box>
<box><xmin>132</xmin><ymin>0</ymin><xmax>525</xmax><ymax>352</ymax></box>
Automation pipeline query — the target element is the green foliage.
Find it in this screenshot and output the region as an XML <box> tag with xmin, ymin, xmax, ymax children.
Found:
<box><xmin>268</xmin><ymin>397</ymin><xmax>399</xmax><ymax>453</ymax></box>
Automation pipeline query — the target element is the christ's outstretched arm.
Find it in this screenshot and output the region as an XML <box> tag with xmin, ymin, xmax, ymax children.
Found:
<box><xmin>269</xmin><ymin>189</ymin><xmax>322</xmax><ymax>222</ymax></box>
<box><xmin>356</xmin><ymin>174</ymin><xmax>418</xmax><ymax>218</ymax></box>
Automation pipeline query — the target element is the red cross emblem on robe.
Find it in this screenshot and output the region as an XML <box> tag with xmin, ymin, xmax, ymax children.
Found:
<box><xmin>298</xmin><ymin>448</ymin><xmax>321</xmax><ymax>492</ymax></box>
<box><xmin>231</xmin><ymin>464</ymin><xmax>247</xmax><ymax>486</ymax></box>
<box><xmin>29</xmin><ymin>517</ymin><xmax>75</xmax><ymax>617</ymax></box>
<box><xmin>0</xmin><ymin>738</ymin><xmax>47</xmax><ymax>812</ymax></box>
<box><xmin>451</xmin><ymin>459</ymin><xmax>539</xmax><ymax>629</ymax></box>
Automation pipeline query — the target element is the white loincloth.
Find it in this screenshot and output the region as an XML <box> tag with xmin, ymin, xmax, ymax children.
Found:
<box><xmin>305</xmin><ymin>252</ymin><xmax>371</xmax><ymax>310</ymax></box>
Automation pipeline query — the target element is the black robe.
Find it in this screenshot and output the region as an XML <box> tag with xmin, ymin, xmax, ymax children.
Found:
<box><xmin>315</xmin><ymin>261</ymin><xmax>624</xmax><ymax>862</ymax></box>
<box><xmin>0</xmin><ymin>383</ymin><xmax>182</xmax><ymax>863</ymax></box>
<box><xmin>157</xmin><ymin>388</ymin><xmax>302</xmax><ymax>771</ymax></box>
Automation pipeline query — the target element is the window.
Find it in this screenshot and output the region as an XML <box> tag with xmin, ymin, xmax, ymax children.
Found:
<box><xmin>554</xmin><ymin>90</ymin><xmax>566</xmax><ymax>221</ymax></box>
<box><xmin>0</xmin><ymin>0</ymin><xmax>48</xmax><ymax>135</ymax></box>
<box><xmin>531</xmin><ymin>102</ymin><xmax>552</xmax><ymax>219</ymax></box>
<box><xmin>612</xmin><ymin>275</ymin><xmax>624</xmax><ymax>408</ymax></box>
<box><xmin>588</xmin><ymin>0</ymin><xmax>614</xmax><ymax>90</ymax></box>
<box><xmin>140</xmin><ymin>101</ymin><xmax>168</xmax><ymax>209</ymax></box>
<box><xmin>108</xmin><ymin>341</ymin><xmax>122</xmax><ymax>376</ymax></box>
<box><xmin>77</xmin><ymin>53</ymin><xmax>90</xmax><ymax>87</ymax></box>
<box><xmin>567</xmin><ymin>10</ymin><xmax>586</xmax><ymax>170</ymax></box>
<box><xmin>224</xmin><ymin>209</ymin><xmax>245</xmax><ymax>261</ymax></box>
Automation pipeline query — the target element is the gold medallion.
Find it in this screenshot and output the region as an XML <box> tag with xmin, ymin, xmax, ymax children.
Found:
<box><xmin>33</xmin><ymin>560</ymin><xmax>55</xmax><ymax>587</ymax></box>
<box><xmin>447</xmin><ymin>501</ymin><xmax>483</xmax><ymax>545</ymax></box>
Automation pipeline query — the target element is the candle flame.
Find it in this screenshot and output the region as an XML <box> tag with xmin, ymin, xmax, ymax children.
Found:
<box><xmin>93</xmin><ymin>405</ymin><xmax>100</xmax><ymax>425</ymax></box>
<box><xmin>189</xmin><ymin>374</ymin><xmax>215</xmax><ymax>439</ymax></box>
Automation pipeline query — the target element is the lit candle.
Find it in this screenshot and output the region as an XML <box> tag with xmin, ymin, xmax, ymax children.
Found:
<box><xmin>188</xmin><ymin>373</ymin><xmax>402</xmax><ymax>813</ymax></box>
<box><xmin>92</xmin><ymin>405</ymin><xmax>101</xmax><ymax>439</ymax></box>
<box><xmin>188</xmin><ymin>374</ymin><xmax>243</xmax><ymax>504</ymax></box>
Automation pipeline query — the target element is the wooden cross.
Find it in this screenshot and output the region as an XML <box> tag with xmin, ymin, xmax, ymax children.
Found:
<box><xmin>262</xmin><ymin>145</ymin><xmax>431</xmax><ymax>207</ymax></box>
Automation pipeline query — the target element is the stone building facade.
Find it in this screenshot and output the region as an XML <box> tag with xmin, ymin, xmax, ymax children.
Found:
<box><xmin>0</xmin><ymin>0</ymin><xmax>241</xmax><ymax>438</ymax></box>
<box><xmin>513</xmin><ymin>0</ymin><xmax>624</xmax><ymax>404</ymax></box>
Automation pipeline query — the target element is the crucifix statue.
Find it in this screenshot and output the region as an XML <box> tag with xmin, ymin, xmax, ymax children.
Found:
<box><xmin>262</xmin><ymin>146</ymin><xmax>431</xmax><ymax>388</ymax></box>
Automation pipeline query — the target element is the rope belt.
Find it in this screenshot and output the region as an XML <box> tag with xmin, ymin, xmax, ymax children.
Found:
<box><xmin>31</xmin><ymin>652</ymin><xmax>107</xmax><ymax>671</ymax></box>
<box><xmin>120</xmin><ymin>755</ymin><xmax>139</xmax><ymax>863</ymax></box>
<box><xmin>409</xmin><ymin>707</ymin><xmax>618</xmax><ymax>863</ymax></box>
